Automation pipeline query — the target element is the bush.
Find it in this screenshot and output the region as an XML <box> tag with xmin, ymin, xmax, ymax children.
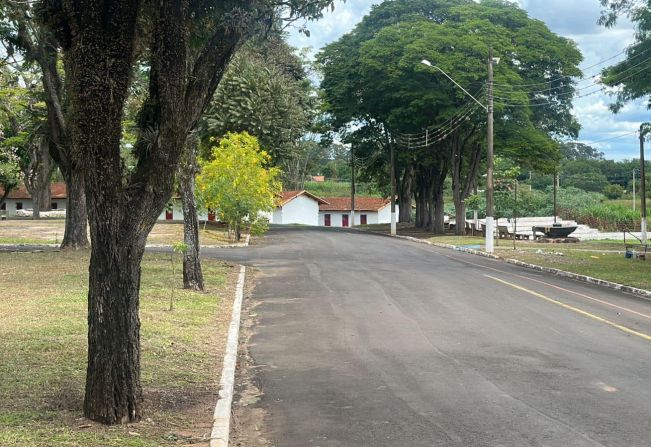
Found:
<box><xmin>603</xmin><ymin>184</ymin><xmax>624</xmax><ymax>200</ymax></box>
<box><xmin>568</xmin><ymin>204</ymin><xmax>640</xmax><ymax>232</ymax></box>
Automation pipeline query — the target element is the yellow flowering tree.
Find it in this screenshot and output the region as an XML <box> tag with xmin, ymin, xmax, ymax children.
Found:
<box><xmin>197</xmin><ymin>132</ymin><xmax>281</xmax><ymax>241</ymax></box>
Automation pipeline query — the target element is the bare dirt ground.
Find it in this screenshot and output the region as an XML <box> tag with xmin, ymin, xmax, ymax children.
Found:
<box><xmin>0</xmin><ymin>219</ymin><xmax>231</xmax><ymax>245</ymax></box>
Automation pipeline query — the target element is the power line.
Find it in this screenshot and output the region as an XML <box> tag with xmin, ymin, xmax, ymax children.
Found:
<box><xmin>492</xmin><ymin>41</ymin><xmax>651</xmax><ymax>90</ymax></box>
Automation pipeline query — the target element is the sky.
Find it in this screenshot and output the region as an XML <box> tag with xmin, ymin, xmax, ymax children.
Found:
<box><xmin>287</xmin><ymin>0</ymin><xmax>648</xmax><ymax>161</ymax></box>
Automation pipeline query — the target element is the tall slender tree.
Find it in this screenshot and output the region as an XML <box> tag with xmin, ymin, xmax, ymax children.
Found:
<box><xmin>1</xmin><ymin>3</ymin><xmax>88</xmax><ymax>247</ymax></box>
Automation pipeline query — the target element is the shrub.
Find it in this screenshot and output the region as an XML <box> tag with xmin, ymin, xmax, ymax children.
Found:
<box><xmin>603</xmin><ymin>184</ymin><xmax>624</xmax><ymax>200</ymax></box>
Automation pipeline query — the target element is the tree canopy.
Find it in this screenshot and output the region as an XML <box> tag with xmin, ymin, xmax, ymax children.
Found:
<box><xmin>317</xmin><ymin>0</ymin><xmax>583</xmax><ymax>232</ymax></box>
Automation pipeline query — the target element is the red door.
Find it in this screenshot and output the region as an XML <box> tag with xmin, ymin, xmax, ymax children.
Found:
<box><xmin>361</xmin><ymin>214</ymin><xmax>367</xmax><ymax>225</ymax></box>
<box><xmin>165</xmin><ymin>210</ymin><xmax>173</xmax><ymax>220</ymax></box>
<box><xmin>208</xmin><ymin>211</ymin><xmax>216</xmax><ymax>222</ymax></box>
<box><xmin>342</xmin><ymin>214</ymin><xmax>349</xmax><ymax>227</ymax></box>
<box><xmin>324</xmin><ymin>214</ymin><xmax>331</xmax><ymax>227</ymax></box>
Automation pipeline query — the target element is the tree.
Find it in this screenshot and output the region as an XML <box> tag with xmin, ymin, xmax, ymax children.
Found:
<box><xmin>603</xmin><ymin>183</ymin><xmax>625</xmax><ymax>199</ymax></box>
<box><xmin>318</xmin><ymin>0</ymin><xmax>581</xmax><ymax>233</ymax></box>
<box><xmin>0</xmin><ymin>68</ymin><xmax>55</xmax><ymax>219</ymax></box>
<box><xmin>197</xmin><ymin>132</ymin><xmax>281</xmax><ymax>241</ymax></box>
<box><xmin>560</xmin><ymin>141</ymin><xmax>604</xmax><ymax>161</ymax></box>
<box><xmin>1</xmin><ymin>3</ymin><xmax>88</xmax><ymax>246</ymax></box>
<box><xmin>0</xmin><ymin>146</ymin><xmax>20</xmax><ymax>208</ymax></box>
<box><xmin>178</xmin><ymin>135</ymin><xmax>204</xmax><ymax>291</ymax></box>
<box><xmin>599</xmin><ymin>1</ymin><xmax>651</xmax><ymax>112</ymax></box>
<box><xmin>37</xmin><ymin>0</ymin><xmax>333</xmax><ymax>425</ymax></box>
<box><xmin>201</xmin><ymin>36</ymin><xmax>315</xmax><ymax>162</ymax></box>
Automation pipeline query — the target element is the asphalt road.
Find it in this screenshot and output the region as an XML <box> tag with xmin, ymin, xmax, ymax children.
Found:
<box><xmin>206</xmin><ymin>227</ymin><xmax>651</xmax><ymax>447</ymax></box>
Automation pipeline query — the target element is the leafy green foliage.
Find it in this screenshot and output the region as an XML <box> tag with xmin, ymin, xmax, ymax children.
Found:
<box><xmin>318</xmin><ymin>0</ymin><xmax>582</xmax><ymax>196</ymax></box>
<box><xmin>599</xmin><ymin>1</ymin><xmax>651</xmax><ymax>111</ymax></box>
<box><xmin>201</xmin><ymin>38</ymin><xmax>314</xmax><ymax>162</ymax></box>
<box><xmin>197</xmin><ymin>132</ymin><xmax>281</xmax><ymax>239</ymax></box>
<box><xmin>603</xmin><ymin>183</ymin><xmax>625</xmax><ymax>199</ymax></box>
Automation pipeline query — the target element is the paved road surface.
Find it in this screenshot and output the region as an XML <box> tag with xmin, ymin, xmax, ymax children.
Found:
<box><xmin>206</xmin><ymin>227</ymin><xmax>651</xmax><ymax>447</ymax></box>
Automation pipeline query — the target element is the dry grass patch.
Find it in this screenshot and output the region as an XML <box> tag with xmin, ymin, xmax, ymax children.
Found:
<box><xmin>0</xmin><ymin>220</ymin><xmax>231</xmax><ymax>246</ymax></box>
<box><xmin>0</xmin><ymin>250</ymin><xmax>237</xmax><ymax>446</ymax></box>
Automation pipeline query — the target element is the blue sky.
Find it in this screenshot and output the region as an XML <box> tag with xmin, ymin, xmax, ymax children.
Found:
<box><xmin>287</xmin><ymin>0</ymin><xmax>648</xmax><ymax>161</ymax></box>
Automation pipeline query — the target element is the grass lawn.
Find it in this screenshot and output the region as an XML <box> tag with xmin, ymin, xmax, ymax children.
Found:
<box><xmin>358</xmin><ymin>224</ymin><xmax>651</xmax><ymax>291</ymax></box>
<box><xmin>0</xmin><ymin>220</ymin><xmax>231</xmax><ymax>246</ymax></box>
<box><xmin>0</xmin><ymin>250</ymin><xmax>236</xmax><ymax>446</ymax></box>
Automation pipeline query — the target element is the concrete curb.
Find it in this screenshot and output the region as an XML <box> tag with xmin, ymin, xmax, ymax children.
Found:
<box><xmin>209</xmin><ymin>233</ymin><xmax>250</xmax><ymax>447</ymax></box>
<box><xmin>391</xmin><ymin>234</ymin><xmax>651</xmax><ymax>300</ymax></box>
<box><xmin>210</xmin><ymin>264</ymin><xmax>246</xmax><ymax>447</ymax></box>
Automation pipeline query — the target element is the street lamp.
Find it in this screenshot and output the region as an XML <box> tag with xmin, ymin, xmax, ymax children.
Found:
<box><xmin>421</xmin><ymin>52</ymin><xmax>497</xmax><ymax>253</ymax></box>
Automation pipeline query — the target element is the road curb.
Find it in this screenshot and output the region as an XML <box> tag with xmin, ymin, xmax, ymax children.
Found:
<box><xmin>210</xmin><ymin>264</ymin><xmax>246</xmax><ymax>447</ymax></box>
<box><xmin>392</xmin><ymin>234</ymin><xmax>651</xmax><ymax>300</ymax></box>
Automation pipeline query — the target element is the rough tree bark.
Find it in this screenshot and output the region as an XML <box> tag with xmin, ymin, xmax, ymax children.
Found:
<box><xmin>178</xmin><ymin>140</ymin><xmax>204</xmax><ymax>291</ymax></box>
<box><xmin>22</xmin><ymin>137</ymin><xmax>54</xmax><ymax>219</ymax></box>
<box><xmin>432</xmin><ymin>155</ymin><xmax>449</xmax><ymax>235</ymax></box>
<box><xmin>398</xmin><ymin>164</ymin><xmax>413</xmax><ymax>223</ymax></box>
<box><xmin>451</xmin><ymin>127</ymin><xmax>481</xmax><ymax>235</ymax></box>
<box><xmin>60</xmin><ymin>167</ymin><xmax>88</xmax><ymax>249</ymax></box>
<box><xmin>41</xmin><ymin>0</ymin><xmax>246</xmax><ymax>423</ymax></box>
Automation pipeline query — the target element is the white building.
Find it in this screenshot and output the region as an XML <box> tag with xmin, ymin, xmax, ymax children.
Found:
<box><xmin>0</xmin><ymin>183</ymin><xmax>67</xmax><ymax>217</ymax></box>
<box><xmin>318</xmin><ymin>197</ymin><xmax>396</xmax><ymax>227</ymax></box>
<box><xmin>270</xmin><ymin>190</ymin><xmax>328</xmax><ymax>225</ymax></box>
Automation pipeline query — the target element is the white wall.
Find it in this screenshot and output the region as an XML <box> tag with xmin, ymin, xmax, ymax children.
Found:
<box><xmin>2</xmin><ymin>199</ymin><xmax>33</xmax><ymax>216</ymax></box>
<box><xmin>318</xmin><ymin>211</ymin><xmax>377</xmax><ymax>226</ymax></box>
<box><xmin>277</xmin><ymin>195</ymin><xmax>319</xmax><ymax>225</ymax></box>
<box><xmin>318</xmin><ymin>204</ymin><xmax>397</xmax><ymax>227</ymax></box>
<box><xmin>271</xmin><ymin>208</ymin><xmax>283</xmax><ymax>224</ymax></box>
<box><xmin>377</xmin><ymin>204</ymin><xmax>397</xmax><ymax>224</ymax></box>
<box><xmin>156</xmin><ymin>200</ymin><xmax>210</xmax><ymax>221</ymax></box>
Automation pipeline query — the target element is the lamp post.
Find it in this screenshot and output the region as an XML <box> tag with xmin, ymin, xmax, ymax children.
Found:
<box><xmin>421</xmin><ymin>49</ymin><xmax>498</xmax><ymax>252</ymax></box>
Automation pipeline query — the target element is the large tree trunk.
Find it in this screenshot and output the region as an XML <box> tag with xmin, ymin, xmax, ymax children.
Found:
<box><xmin>451</xmin><ymin>128</ymin><xmax>481</xmax><ymax>236</ymax></box>
<box><xmin>61</xmin><ymin>169</ymin><xmax>88</xmax><ymax>249</ymax></box>
<box><xmin>84</xmin><ymin>237</ymin><xmax>145</xmax><ymax>424</ymax></box>
<box><xmin>179</xmin><ymin>142</ymin><xmax>204</xmax><ymax>291</ymax></box>
<box><xmin>398</xmin><ymin>165</ymin><xmax>413</xmax><ymax>223</ymax></box>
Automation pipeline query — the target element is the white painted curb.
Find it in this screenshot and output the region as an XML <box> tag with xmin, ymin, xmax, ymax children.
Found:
<box><xmin>391</xmin><ymin>234</ymin><xmax>651</xmax><ymax>299</ymax></box>
<box><xmin>210</xmin><ymin>264</ymin><xmax>246</xmax><ymax>447</ymax></box>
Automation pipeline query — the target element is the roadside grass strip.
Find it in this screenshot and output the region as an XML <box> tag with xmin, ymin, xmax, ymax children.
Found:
<box><xmin>0</xmin><ymin>250</ymin><xmax>235</xmax><ymax>446</ymax></box>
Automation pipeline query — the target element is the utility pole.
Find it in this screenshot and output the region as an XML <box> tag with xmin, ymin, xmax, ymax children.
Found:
<box><xmin>633</xmin><ymin>169</ymin><xmax>636</xmax><ymax>211</ymax></box>
<box><xmin>350</xmin><ymin>145</ymin><xmax>355</xmax><ymax>228</ymax></box>
<box><xmin>486</xmin><ymin>47</ymin><xmax>495</xmax><ymax>253</ymax></box>
<box><xmin>553</xmin><ymin>172</ymin><xmax>558</xmax><ymax>225</ymax></box>
<box><xmin>390</xmin><ymin>142</ymin><xmax>397</xmax><ymax>236</ymax></box>
<box><xmin>640</xmin><ymin>128</ymin><xmax>647</xmax><ymax>244</ymax></box>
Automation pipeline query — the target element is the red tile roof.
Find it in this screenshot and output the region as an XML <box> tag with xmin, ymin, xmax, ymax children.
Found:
<box><xmin>319</xmin><ymin>197</ymin><xmax>391</xmax><ymax>212</ymax></box>
<box><xmin>278</xmin><ymin>190</ymin><xmax>329</xmax><ymax>206</ymax></box>
<box><xmin>0</xmin><ymin>182</ymin><xmax>67</xmax><ymax>200</ymax></box>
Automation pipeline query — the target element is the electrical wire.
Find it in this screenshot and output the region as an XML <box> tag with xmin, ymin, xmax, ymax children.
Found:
<box><xmin>492</xmin><ymin>41</ymin><xmax>651</xmax><ymax>90</ymax></box>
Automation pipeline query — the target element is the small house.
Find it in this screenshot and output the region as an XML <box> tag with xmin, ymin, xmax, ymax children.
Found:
<box><xmin>0</xmin><ymin>183</ymin><xmax>68</xmax><ymax>216</ymax></box>
<box><xmin>270</xmin><ymin>190</ymin><xmax>329</xmax><ymax>226</ymax></box>
<box><xmin>319</xmin><ymin>197</ymin><xmax>397</xmax><ymax>227</ymax></box>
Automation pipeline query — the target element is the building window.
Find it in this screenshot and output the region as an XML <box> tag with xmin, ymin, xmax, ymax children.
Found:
<box><xmin>16</xmin><ymin>202</ymin><xmax>23</xmax><ymax>210</ymax></box>
<box><xmin>0</xmin><ymin>203</ymin><xmax>5</xmax><ymax>211</ymax></box>
<box><xmin>361</xmin><ymin>214</ymin><xmax>367</xmax><ymax>225</ymax></box>
<box><xmin>324</xmin><ymin>214</ymin><xmax>331</xmax><ymax>227</ymax></box>
<box><xmin>51</xmin><ymin>202</ymin><xmax>58</xmax><ymax>210</ymax></box>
